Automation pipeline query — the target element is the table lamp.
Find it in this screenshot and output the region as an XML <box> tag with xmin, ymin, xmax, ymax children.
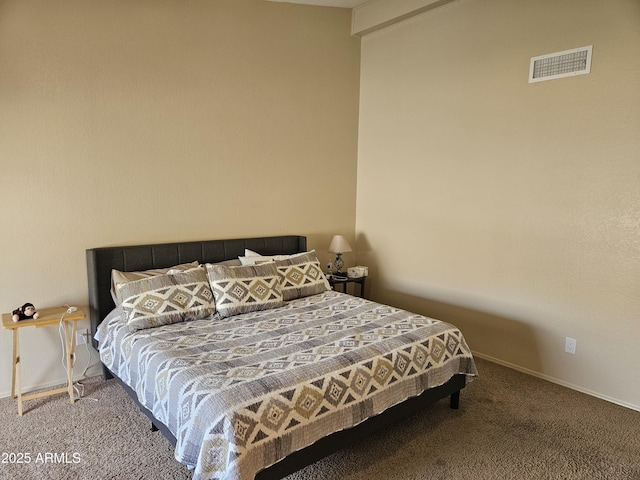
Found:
<box><xmin>328</xmin><ymin>235</ymin><xmax>352</xmax><ymax>275</ymax></box>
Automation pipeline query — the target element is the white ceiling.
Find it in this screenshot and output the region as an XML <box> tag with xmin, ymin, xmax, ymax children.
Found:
<box><xmin>267</xmin><ymin>0</ymin><xmax>368</xmax><ymax>8</ymax></box>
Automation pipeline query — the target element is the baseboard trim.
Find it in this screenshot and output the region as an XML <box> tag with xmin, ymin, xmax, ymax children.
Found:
<box><xmin>0</xmin><ymin>364</ymin><xmax>103</xmax><ymax>400</ymax></box>
<box><xmin>472</xmin><ymin>351</ymin><xmax>639</xmax><ymax>412</ymax></box>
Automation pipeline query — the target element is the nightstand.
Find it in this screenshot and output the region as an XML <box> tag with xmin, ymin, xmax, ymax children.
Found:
<box><xmin>328</xmin><ymin>274</ymin><xmax>367</xmax><ymax>299</ymax></box>
<box><xmin>1</xmin><ymin>306</ymin><xmax>86</xmax><ymax>416</ymax></box>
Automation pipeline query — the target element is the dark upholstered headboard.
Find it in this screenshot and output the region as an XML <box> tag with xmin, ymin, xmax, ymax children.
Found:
<box><xmin>86</xmin><ymin>235</ymin><xmax>307</xmax><ymax>348</ymax></box>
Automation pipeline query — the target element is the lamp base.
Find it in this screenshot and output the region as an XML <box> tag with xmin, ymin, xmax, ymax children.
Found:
<box><xmin>334</xmin><ymin>253</ymin><xmax>344</xmax><ymax>274</ymax></box>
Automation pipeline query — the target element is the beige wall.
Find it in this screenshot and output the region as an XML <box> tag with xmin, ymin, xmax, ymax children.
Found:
<box><xmin>3</xmin><ymin>0</ymin><xmax>636</xmax><ymax>412</ymax></box>
<box><xmin>356</xmin><ymin>0</ymin><xmax>639</xmax><ymax>409</ymax></box>
<box><xmin>0</xmin><ymin>0</ymin><xmax>360</xmax><ymax>397</ymax></box>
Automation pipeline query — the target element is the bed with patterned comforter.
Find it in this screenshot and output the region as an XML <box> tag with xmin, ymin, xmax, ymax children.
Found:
<box><xmin>96</xmin><ymin>290</ymin><xmax>477</xmax><ymax>480</ymax></box>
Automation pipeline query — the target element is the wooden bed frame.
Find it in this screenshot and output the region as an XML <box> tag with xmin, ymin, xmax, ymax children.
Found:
<box><xmin>86</xmin><ymin>235</ymin><xmax>467</xmax><ymax>480</ymax></box>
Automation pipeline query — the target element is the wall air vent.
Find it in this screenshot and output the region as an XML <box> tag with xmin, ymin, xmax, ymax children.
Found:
<box><xmin>529</xmin><ymin>45</ymin><xmax>592</xmax><ymax>83</ymax></box>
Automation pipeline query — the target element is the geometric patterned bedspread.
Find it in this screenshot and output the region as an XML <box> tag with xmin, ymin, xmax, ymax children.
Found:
<box><xmin>96</xmin><ymin>291</ymin><xmax>477</xmax><ymax>480</ymax></box>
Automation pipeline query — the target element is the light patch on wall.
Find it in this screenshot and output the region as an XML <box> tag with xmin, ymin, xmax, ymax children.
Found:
<box><xmin>529</xmin><ymin>45</ymin><xmax>593</xmax><ymax>83</ymax></box>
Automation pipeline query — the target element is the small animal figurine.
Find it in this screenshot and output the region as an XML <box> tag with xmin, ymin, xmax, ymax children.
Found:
<box><xmin>12</xmin><ymin>303</ymin><xmax>39</xmax><ymax>322</ymax></box>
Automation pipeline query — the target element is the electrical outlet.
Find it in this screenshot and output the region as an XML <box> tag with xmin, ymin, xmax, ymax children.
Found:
<box><xmin>565</xmin><ymin>337</ymin><xmax>577</xmax><ymax>354</ymax></box>
<box><xmin>76</xmin><ymin>328</ymin><xmax>89</xmax><ymax>346</ymax></box>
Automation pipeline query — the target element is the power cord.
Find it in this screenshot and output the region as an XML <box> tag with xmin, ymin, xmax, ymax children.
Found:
<box><xmin>58</xmin><ymin>309</ymin><xmax>96</xmax><ymax>400</ymax></box>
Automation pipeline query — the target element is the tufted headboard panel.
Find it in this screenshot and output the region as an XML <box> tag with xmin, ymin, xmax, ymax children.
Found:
<box><xmin>86</xmin><ymin>235</ymin><xmax>307</xmax><ymax>348</ymax></box>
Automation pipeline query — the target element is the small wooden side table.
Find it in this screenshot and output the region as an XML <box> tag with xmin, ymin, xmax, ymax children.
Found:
<box><xmin>1</xmin><ymin>306</ymin><xmax>86</xmax><ymax>416</ymax></box>
<box><xmin>328</xmin><ymin>275</ymin><xmax>367</xmax><ymax>299</ymax></box>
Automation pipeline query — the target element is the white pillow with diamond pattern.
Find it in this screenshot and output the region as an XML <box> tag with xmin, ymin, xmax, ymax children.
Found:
<box><xmin>110</xmin><ymin>260</ymin><xmax>199</xmax><ymax>305</ymax></box>
<box><xmin>205</xmin><ymin>262</ymin><xmax>285</xmax><ymax>318</ymax></box>
<box><xmin>119</xmin><ymin>267</ymin><xmax>215</xmax><ymax>332</ymax></box>
<box><xmin>273</xmin><ymin>250</ymin><xmax>331</xmax><ymax>301</ymax></box>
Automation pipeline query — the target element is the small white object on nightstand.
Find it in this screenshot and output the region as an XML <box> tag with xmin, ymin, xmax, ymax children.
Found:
<box><xmin>347</xmin><ymin>266</ymin><xmax>368</xmax><ymax>278</ymax></box>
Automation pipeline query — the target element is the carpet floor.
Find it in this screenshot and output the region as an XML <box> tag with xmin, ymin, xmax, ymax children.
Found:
<box><xmin>1</xmin><ymin>357</ymin><xmax>638</xmax><ymax>480</ymax></box>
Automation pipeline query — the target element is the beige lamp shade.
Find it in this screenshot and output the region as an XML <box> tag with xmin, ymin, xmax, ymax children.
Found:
<box><xmin>328</xmin><ymin>235</ymin><xmax>352</xmax><ymax>254</ymax></box>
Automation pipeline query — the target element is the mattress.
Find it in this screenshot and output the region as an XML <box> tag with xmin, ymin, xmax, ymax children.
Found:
<box><xmin>96</xmin><ymin>290</ymin><xmax>477</xmax><ymax>480</ymax></box>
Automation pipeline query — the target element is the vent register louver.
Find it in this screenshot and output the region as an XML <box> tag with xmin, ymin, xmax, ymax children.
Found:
<box><xmin>529</xmin><ymin>45</ymin><xmax>592</xmax><ymax>83</ymax></box>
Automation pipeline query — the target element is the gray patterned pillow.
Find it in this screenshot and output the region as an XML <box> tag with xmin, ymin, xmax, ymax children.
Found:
<box><xmin>205</xmin><ymin>262</ymin><xmax>284</xmax><ymax>318</ymax></box>
<box><xmin>119</xmin><ymin>267</ymin><xmax>215</xmax><ymax>332</ymax></box>
<box><xmin>274</xmin><ymin>250</ymin><xmax>331</xmax><ymax>301</ymax></box>
<box><xmin>111</xmin><ymin>261</ymin><xmax>199</xmax><ymax>305</ymax></box>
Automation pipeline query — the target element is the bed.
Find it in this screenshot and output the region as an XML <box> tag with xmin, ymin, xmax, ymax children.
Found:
<box><xmin>86</xmin><ymin>235</ymin><xmax>477</xmax><ymax>480</ymax></box>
